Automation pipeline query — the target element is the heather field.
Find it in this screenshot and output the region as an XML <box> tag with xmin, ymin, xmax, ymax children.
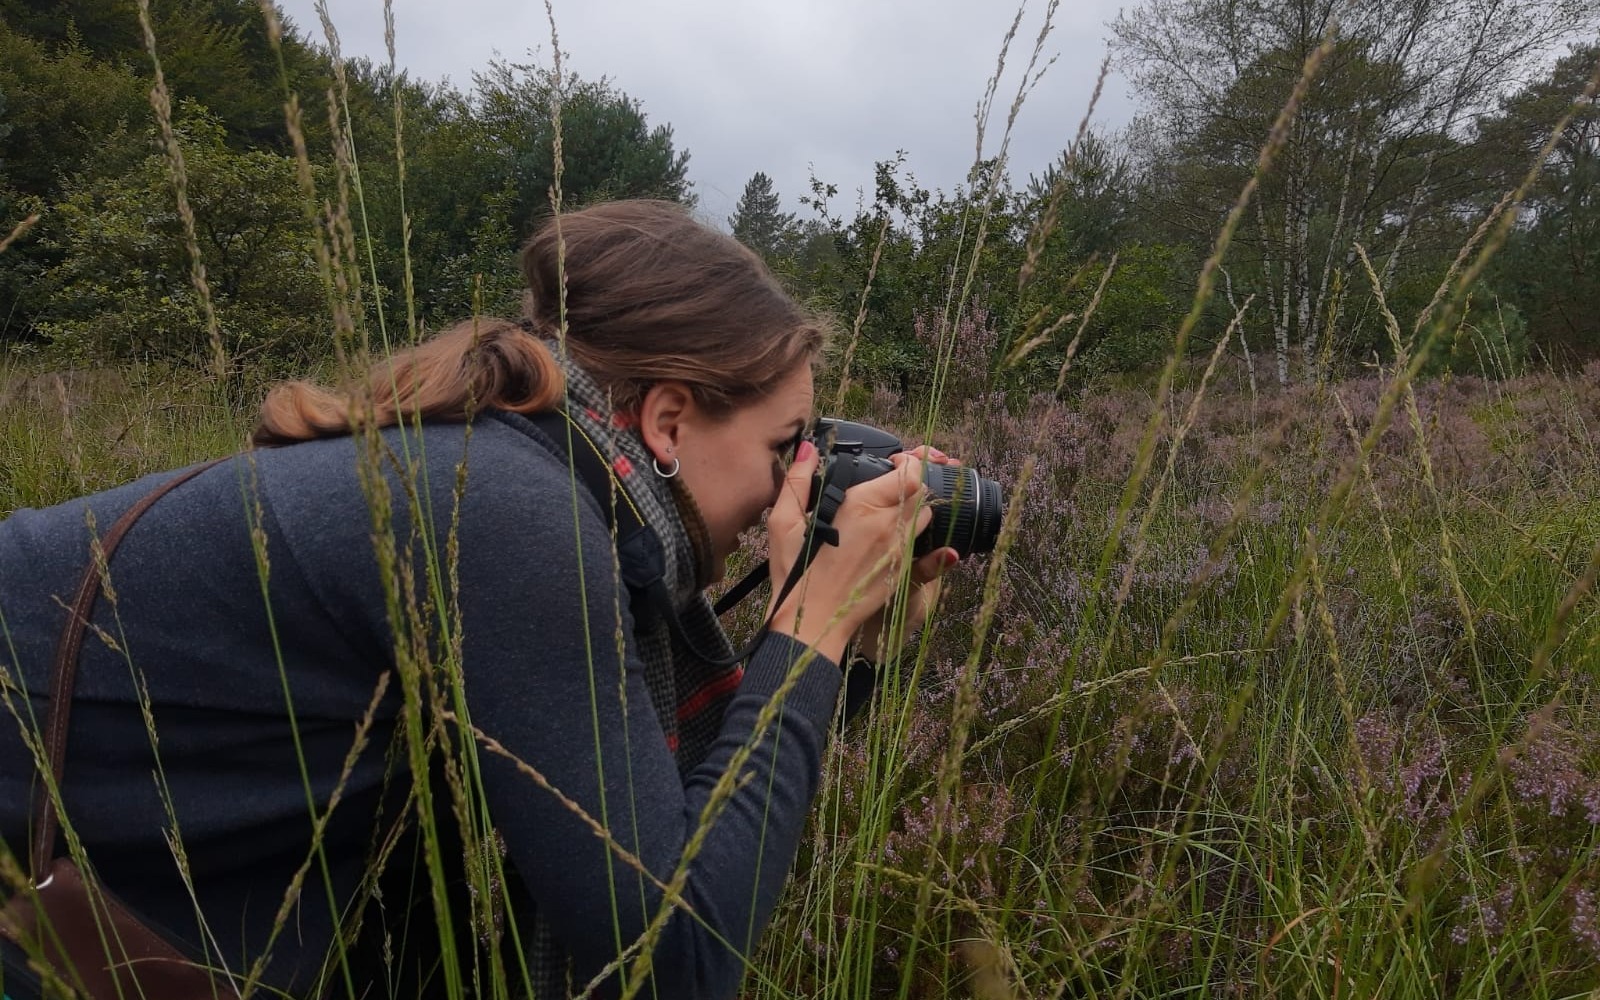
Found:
<box><xmin>761</xmin><ymin>359</ymin><xmax>1600</xmax><ymax>997</ymax></box>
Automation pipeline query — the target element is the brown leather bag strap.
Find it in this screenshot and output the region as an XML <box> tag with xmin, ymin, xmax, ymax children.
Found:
<box><xmin>30</xmin><ymin>457</ymin><xmax>232</xmax><ymax>878</ymax></box>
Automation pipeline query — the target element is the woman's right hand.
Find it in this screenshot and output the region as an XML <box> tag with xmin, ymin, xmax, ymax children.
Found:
<box><xmin>764</xmin><ymin>440</ymin><xmax>934</xmax><ymax>665</ymax></box>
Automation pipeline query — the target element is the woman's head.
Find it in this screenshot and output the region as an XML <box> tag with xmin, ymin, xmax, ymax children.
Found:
<box><xmin>522</xmin><ymin>201</ymin><xmax>827</xmax><ymax>577</ymax></box>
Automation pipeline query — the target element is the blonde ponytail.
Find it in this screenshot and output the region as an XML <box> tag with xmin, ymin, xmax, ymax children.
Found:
<box><xmin>252</xmin><ymin>319</ymin><xmax>565</xmax><ymax>446</ymax></box>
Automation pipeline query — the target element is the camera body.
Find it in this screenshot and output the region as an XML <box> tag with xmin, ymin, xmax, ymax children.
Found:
<box><xmin>806</xmin><ymin>418</ymin><xmax>1003</xmax><ymax>559</ymax></box>
<box><xmin>706</xmin><ymin>416</ymin><xmax>1006</xmax><ymax>625</ymax></box>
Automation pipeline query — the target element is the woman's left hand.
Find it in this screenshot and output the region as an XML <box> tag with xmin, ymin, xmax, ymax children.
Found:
<box><xmin>853</xmin><ymin>445</ymin><xmax>962</xmax><ymax>662</ymax></box>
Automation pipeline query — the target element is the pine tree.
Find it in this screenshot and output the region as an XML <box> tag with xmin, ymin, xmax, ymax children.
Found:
<box><xmin>728</xmin><ymin>171</ymin><xmax>796</xmax><ymax>260</ymax></box>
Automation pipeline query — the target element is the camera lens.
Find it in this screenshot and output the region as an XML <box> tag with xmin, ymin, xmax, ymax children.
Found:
<box><xmin>805</xmin><ymin>423</ymin><xmax>1006</xmax><ymax>561</ymax></box>
<box><xmin>919</xmin><ymin>463</ymin><xmax>1003</xmax><ymax>558</ymax></box>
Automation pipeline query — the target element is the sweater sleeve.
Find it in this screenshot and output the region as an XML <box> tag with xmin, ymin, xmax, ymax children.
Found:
<box><xmin>445</xmin><ymin>446</ymin><xmax>842</xmax><ymax>998</ymax></box>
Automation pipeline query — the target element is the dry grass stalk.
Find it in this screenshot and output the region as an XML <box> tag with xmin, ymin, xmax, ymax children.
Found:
<box><xmin>133</xmin><ymin>0</ymin><xmax>229</xmax><ymax>389</ymax></box>
<box><xmin>0</xmin><ymin>214</ymin><xmax>39</xmax><ymax>256</ymax></box>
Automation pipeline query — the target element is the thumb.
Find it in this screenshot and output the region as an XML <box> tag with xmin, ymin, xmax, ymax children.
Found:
<box><xmin>770</xmin><ymin>439</ymin><xmax>819</xmax><ymax>532</ymax></box>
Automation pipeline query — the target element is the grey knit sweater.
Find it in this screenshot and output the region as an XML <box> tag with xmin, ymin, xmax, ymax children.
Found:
<box><xmin>0</xmin><ymin>416</ymin><xmax>842</xmax><ymax>998</ymax></box>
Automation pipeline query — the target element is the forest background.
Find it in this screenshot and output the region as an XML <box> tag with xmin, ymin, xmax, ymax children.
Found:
<box><xmin>2</xmin><ymin>0</ymin><xmax>1598</xmax><ymax>388</ymax></box>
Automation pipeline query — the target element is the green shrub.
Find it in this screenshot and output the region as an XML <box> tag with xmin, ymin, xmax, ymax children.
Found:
<box><xmin>36</xmin><ymin>106</ymin><xmax>328</xmax><ymax>368</ymax></box>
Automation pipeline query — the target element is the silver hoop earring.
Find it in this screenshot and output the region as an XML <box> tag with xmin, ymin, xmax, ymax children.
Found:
<box><xmin>653</xmin><ymin>456</ymin><xmax>681</xmax><ymax>479</ymax></box>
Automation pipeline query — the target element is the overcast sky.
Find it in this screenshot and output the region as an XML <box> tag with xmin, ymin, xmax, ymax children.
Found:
<box><xmin>275</xmin><ymin>0</ymin><xmax>1140</xmax><ymax>227</ymax></box>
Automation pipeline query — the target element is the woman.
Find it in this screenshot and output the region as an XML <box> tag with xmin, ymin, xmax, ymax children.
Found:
<box><xmin>0</xmin><ymin>200</ymin><xmax>957</xmax><ymax>999</ymax></box>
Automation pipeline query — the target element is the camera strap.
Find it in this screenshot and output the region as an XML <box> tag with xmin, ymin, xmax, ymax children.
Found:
<box><xmin>4</xmin><ymin>456</ymin><xmax>238</xmax><ymax>1000</ymax></box>
<box><xmin>711</xmin><ymin>475</ymin><xmax>848</xmax><ymax>616</ymax></box>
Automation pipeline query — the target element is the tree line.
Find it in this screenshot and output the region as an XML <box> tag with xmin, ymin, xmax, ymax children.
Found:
<box><xmin>0</xmin><ymin>0</ymin><xmax>689</xmax><ymax>369</ymax></box>
<box><xmin>2</xmin><ymin>0</ymin><xmax>1597</xmax><ymax>396</ymax></box>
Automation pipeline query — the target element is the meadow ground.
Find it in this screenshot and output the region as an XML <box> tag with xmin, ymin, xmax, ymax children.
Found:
<box><xmin>4</xmin><ymin>354</ymin><xmax>1597</xmax><ymax>997</ymax></box>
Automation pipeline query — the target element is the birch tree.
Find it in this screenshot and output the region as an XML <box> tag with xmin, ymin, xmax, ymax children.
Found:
<box><xmin>1112</xmin><ymin>0</ymin><xmax>1598</xmax><ymax>381</ymax></box>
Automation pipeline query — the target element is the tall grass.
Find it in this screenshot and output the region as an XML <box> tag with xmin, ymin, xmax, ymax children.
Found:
<box><xmin>0</xmin><ymin>364</ymin><xmax>237</xmax><ymax>514</ymax></box>
<box><xmin>2</xmin><ymin>4</ymin><xmax>1599</xmax><ymax>1000</ymax></box>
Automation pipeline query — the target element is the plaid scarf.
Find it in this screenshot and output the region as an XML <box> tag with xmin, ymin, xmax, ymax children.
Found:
<box><xmin>521</xmin><ymin>343</ymin><xmax>745</xmax><ymax>997</ymax></box>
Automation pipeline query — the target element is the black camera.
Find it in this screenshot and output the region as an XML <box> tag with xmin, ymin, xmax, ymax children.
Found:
<box><xmin>710</xmin><ymin>417</ymin><xmax>1006</xmax><ymax>624</ymax></box>
<box><xmin>805</xmin><ymin>418</ymin><xmax>1003</xmax><ymax>559</ymax></box>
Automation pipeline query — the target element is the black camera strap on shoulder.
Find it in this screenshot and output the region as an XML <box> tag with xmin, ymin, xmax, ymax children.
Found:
<box><xmin>501</xmin><ymin>410</ymin><xmax>826</xmax><ymax>671</ymax></box>
<box><xmin>708</xmin><ymin>452</ymin><xmax>856</xmax><ymax>617</ymax></box>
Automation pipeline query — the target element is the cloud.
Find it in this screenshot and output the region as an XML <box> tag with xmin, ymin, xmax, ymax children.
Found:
<box><xmin>282</xmin><ymin>0</ymin><xmax>1137</xmax><ymax>224</ymax></box>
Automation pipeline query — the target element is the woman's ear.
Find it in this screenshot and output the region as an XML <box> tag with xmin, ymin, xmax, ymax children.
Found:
<box><xmin>637</xmin><ymin>381</ymin><xmax>694</xmax><ymax>463</ymax></box>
